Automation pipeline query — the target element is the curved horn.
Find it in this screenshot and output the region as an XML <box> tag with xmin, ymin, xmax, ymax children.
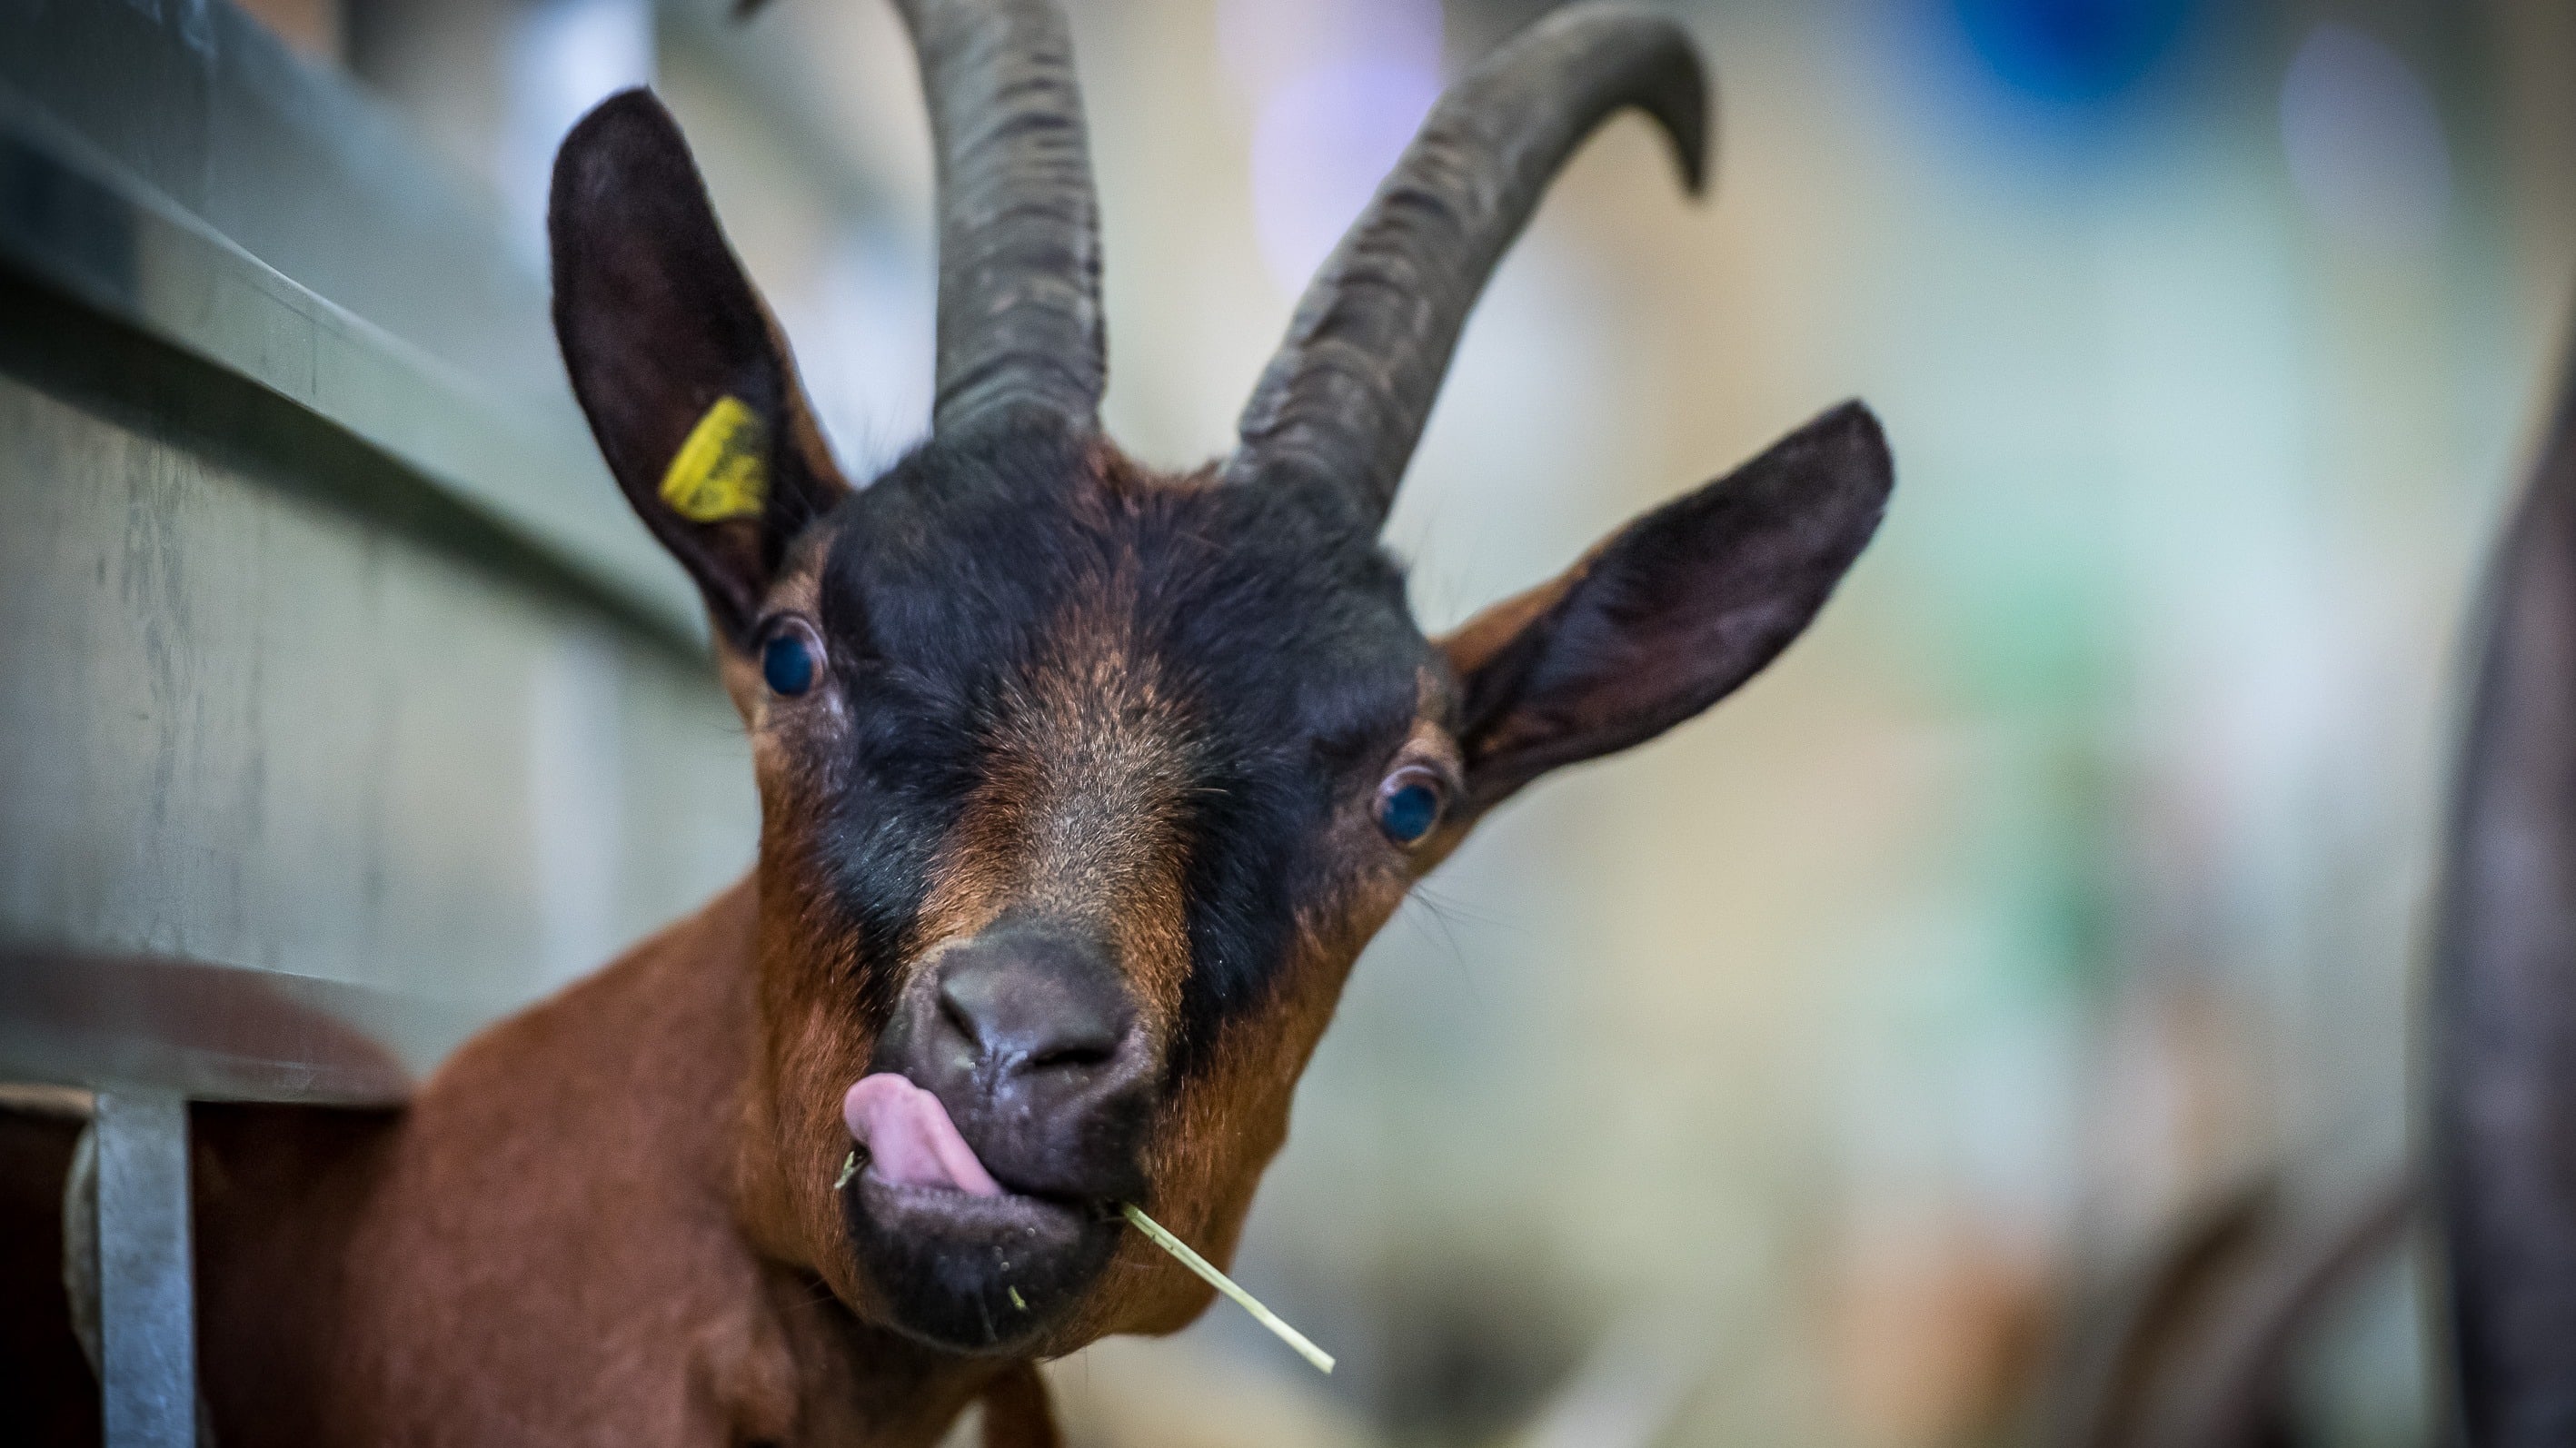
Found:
<box><xmin>893</xmin><ymin>0</ymin><xmax>1106</xmax><ymax>438</ymax></box>
<box><xmin>1223</xmin><ymin>4</ymin><xmax>1707</xmax><ymax>522</ymax></box>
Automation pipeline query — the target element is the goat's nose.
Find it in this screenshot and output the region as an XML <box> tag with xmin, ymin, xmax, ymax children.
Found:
<box><xmin>880</xmin><ymin>925</ymin><xmax>1151</xmax><ymax>1200</ymax></box>
<box><xmin>926</xmin><ymin>930</ymin><xmax>1133</xmax><ymax>1084</ymax></box>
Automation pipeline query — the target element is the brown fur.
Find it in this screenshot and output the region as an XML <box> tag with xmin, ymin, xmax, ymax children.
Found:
<box><xmin>37</xmin><ymin>717</ymin><xmax>1407</xmax><ymax>1444</ymax></box>
<box><xmin>0</xmin><ymin>884</ymin><xmax>1029</xmax><ymax>1445</ymax></box>
<box><xmin>1026</xmin><ymin>765</ymin><xmax>1428</xmax><ymax>1344</ymax></box>
<box><xmin>927</xmin><ymin>511</ymin><xmax>1201</xmax><ymax>1026</ymax></box>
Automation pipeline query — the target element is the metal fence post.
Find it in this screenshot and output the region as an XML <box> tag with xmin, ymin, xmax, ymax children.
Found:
<box><xmin>93</xmin><ymin>1092</ymin><xmax>195</xmax><ymax>1448</ymax></box>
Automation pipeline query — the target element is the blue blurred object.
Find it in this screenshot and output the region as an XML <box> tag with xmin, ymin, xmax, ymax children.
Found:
<box><xmin>1953</xmin><ymin>0</ymin><xmax>2194</xmax><ymax>104</ymax></box>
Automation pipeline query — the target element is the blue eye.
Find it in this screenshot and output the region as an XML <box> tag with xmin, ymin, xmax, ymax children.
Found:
<box><xmin>761</xmin><ymin>628</ymin><xmax>817</xmax><ymax>696</ymax></box>
<box><xmin>1376</xmin><ymin>777</ymin><xmax>1444</xmax><ymax>846</ymax></box>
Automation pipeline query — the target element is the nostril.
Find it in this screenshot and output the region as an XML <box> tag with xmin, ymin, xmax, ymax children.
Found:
<box><xmin>936</xmin><ymin>986</ymin><xmax>984</xmax><ymax>1053</ymax></box>
<box><xmin>930</xmin><ymin>928</ymin><xmax>1135</xmax><ymax>1081</ymax></box>
<box><xmin>1028</xmin><ymin>1037</ymin><xmax>1117</xmax><ymax>1073</ymax></box>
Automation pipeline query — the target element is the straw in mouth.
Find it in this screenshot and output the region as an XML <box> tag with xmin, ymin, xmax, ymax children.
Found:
<box><xmin>1119</xmin><ymin>1203</ymin><xmax>1334</xmax><ymax>1374</ymax></box>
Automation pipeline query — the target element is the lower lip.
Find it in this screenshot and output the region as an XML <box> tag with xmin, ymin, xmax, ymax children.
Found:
<box><xmin>840</xmin><ymin>1165</ymin><xmax>1123</xmax><ymax>1351</ymax></box>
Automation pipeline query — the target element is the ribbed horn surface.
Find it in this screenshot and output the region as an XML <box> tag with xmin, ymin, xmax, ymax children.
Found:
<box><xmin>893</xmin><ymin>0</ymin><xmax>1106</xmax><ymax>437</ymax></box>
<box><xmin>1225</xmin><ymin>4</ymin><xmax>1707</xmax><ymax>522</ymax></box>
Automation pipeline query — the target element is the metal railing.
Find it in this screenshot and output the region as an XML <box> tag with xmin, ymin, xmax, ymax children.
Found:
<box><xmin>0</xmin><ymin>2</ymin><xmax>756</xmax><ymax>1440</ymax></box>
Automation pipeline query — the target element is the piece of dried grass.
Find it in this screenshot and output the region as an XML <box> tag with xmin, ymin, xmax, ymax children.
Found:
<box><xmin>1119</xmin><ymin>1203</ymin><xmax>1334</xmax><ymax>1374</ymax></box>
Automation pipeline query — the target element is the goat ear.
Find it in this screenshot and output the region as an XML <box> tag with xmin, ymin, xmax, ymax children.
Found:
<box><xmin>1438</xmin><ymin>402</ymin><xmax>1892</xmax><ymax>810</ymax></box>
<box><xmin>549</xmin><ymin>89</ymin><xmax>849</xmax><ymax>646</ymax></box>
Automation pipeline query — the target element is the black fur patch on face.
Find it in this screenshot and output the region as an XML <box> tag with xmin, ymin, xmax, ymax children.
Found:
<box><xmin>805</xmin><ymin>421</ymin><xmax>1428</xmax><ymax>1075</ymax></box>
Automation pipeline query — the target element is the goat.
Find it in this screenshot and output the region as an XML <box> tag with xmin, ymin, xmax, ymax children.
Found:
<box><xmin>12</xmin><ymin>1</ymin><xmax>1891</xmax><ymax>1442</ymax></box>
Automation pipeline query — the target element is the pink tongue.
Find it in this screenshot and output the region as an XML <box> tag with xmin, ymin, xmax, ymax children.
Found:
<box><xmin>842</xmin><ymin>1074</ymin><xmax>1002</xmax><ymax>1196</ymax></box>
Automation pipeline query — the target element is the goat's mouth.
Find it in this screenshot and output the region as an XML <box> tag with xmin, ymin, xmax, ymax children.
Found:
<box><xmin>835</xmin><ymin>1074</ymin><xmax>1125</xmax><ymax>1352</ymax></box>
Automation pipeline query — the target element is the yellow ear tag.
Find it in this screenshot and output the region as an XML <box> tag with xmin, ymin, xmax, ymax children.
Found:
<box><xmin>658</xmin><ymin>395</ymin><xmax>769</xmax><ymax>523</ymax></box>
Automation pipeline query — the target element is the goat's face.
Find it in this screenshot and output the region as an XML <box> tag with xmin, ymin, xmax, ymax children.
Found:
<box><xmin>548</xmin><ymin>2</ymin><xmax>1889</xmax><ymax>1361</ymax></box>
<box><xmin>733</xmin><ymin>433</ymin><xmax>1454</xmax><ymax>1351</ymax></box>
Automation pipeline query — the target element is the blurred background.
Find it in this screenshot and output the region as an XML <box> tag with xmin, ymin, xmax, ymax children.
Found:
<box><xmin>10</xmin><ymin>0</ymin><xmax>2576</xmax><ymax>1443</ymax></box>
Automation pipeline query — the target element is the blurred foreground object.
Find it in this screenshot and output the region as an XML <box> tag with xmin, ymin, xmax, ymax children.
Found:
<box><xmin>2434</xmin><ymin>307</ymin><xmax>2576</xmax><ymax>1446</ymax></box>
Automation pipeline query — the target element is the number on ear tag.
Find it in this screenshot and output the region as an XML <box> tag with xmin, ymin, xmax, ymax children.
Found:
<box><xmin>658</xmin><ymin>395</ymin><xmax>769</xmax><ymax>522</ymax></box>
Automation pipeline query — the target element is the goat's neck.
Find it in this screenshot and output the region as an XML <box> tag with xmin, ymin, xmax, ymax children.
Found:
<box><xmin>391</xmin><ymin>875</ymin><xmax>1010</xmax><ymax>1443</ymax></box>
